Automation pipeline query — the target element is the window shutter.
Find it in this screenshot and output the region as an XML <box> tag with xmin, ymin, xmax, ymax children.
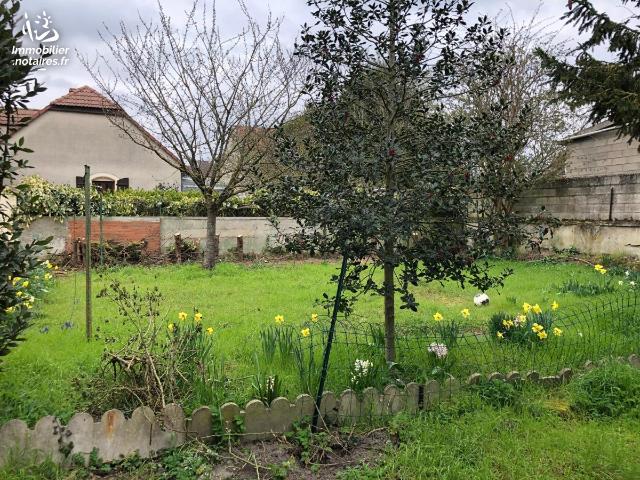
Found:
<box><xmin>116</xmin><ymin>177</ymin><xmax>130</xmax><ymax>190</ymax></box>
<box><xmin>75</xmin><ymin>176</ymin><xmax>84</xmax><ymax>188</ymax></box>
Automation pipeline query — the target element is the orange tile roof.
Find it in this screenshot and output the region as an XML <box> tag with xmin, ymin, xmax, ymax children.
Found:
<box><xmin>49</xmin><ymin>85</ymin><xmax>118</xmax><ymax>110</ymax></box>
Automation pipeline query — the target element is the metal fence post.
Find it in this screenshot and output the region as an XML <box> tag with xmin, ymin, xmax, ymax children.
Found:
<box><xmin>312</xmin><ymin>254</ymin><xmax>349</xmax><ymax>432</ymax></box>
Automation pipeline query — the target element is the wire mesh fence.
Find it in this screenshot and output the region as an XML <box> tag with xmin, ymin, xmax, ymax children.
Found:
<box><xmin>291</xmin><ymin>290</ymin><xmax>640</xmax><ymax>397</ymax></box>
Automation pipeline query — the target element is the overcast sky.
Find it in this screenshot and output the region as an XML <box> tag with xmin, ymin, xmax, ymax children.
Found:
<box><xmin>20</xmin><ymin>0</ymin><xmax>622</xmax><ymax>108</ymax></box>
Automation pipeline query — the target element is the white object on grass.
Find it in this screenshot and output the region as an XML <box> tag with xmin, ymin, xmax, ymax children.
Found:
<box><xmin>474</xmin><ymin>293</ymin><xmax>489</xmax><ymax>306</ymax></box>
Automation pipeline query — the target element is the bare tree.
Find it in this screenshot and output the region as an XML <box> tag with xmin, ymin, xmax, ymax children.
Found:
<box><xmin>83</xmin><ymin>0</ymin><xmax>304</xmax><ymax>268</ymax></box>
<box><xmin>462</xmin><ymin>8</ymin><xmax>588</xmax><ymax>237</ymax></box>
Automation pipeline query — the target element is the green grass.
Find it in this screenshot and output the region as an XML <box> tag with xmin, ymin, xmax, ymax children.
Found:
<box><xmin>0</xmin><ymin>258</ymin><xmax>636</xmax><ymax>425</ymax></box>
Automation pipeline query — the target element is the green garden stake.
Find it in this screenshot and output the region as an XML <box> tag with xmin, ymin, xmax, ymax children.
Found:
<box><xmin>312</xmin><ymin>254</ymin><xmax>348</xmax><ymax>432</ymax></box>
<box><xmin>84</xmin><ymin>165</ymin><xmax>92</xmax><ymax>341</ymax></box>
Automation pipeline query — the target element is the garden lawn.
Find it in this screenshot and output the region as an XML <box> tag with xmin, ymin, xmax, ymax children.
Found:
<box><xmin>0</xmin><ymin>258</ymin><xmax>630</xmax><ymax>425</ymax></box>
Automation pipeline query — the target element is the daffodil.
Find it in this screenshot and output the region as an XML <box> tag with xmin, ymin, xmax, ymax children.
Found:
<box><xmin>206</xmin><ymin>327</ymin><xmax>214</xmax><ymax>335</ymax></box>
<box><xmin>4</xmin><ymin>306</ymin><xmax>15</xmax><ymax>313</ymax></box>
<box><xmin>551</xmin><ymin>301</ymin><xmax>559</xmax><ymax>311</ymax></box>
<box><xmin>311</xmin><ymin>313</ymin><xmax>319</xmax><ymax>322</ymax></box>
<box><xmin>553</xmin><ymin>327</ymin><xmax>563</xmax><ymax>337</ymax></box>
<box><xmin>194</xmin><ymin>312</ymin><xmax>203</xmax><ymax>323</ymax></box>
<box><xmin>11</xmin><ymin>277</ymin><xmax>20</xmax><ymax>285</ymax></box>
<box><xmin>532</xmin><ymin>323</ymin><xmax>544</xmax><ymax>333</ymax></box>
<box><xmin>460</xmin><ymin>308</ymin><xmax>470</xmax><ymax>319</ymax></box>
<box><xmin>274</xmin><ymin>314</ymin><xmax>285</xmax><ymax>325</ymax></box>
<box><xmin>45</xmin><ymin>260</ymin><xmax>53</xmax><ymax>269</ymax></box>
<box><xmin>433</xmin><ymin>312</ymin><xmax>443</xmax><ymax>322</ymax></box>
<box><xmin>301</xmin><ymin>328</ymin><xmax>310</xmax><ymax>337</ymax></box>
<box><xmin>522</xmin><ymin>302</ymin><xmax>532</xmax><ymax>313</ymax></box>
<box><xmin>23</xmin><ymin>302</ymin><xmax>32</xmax><ymax>310</ymax></box>
<box><xmin>594</xmin><ymin>264</ymin><xmax>604</xmax><ymax>272</ymax></box>
<box><xmin>22</xmin><ymin>281</ymin><xmax>29</xmax><ymax>288</ymax></box>
<box><xmin>537</xmin><ymin>330</ymin><xmax>548</xmax><ymax>340</ymax></box>
<box><xmin>496</xmin><ymin>331</ymin><xmax>504</xmax><ymax>340</ymax></box>
<box><xmin>502</xmin><ymin>319</ymin><xmax>514</xmax><ymax>329</ymax></box>
<box><xmin>44</xmin><ymin>273</ymin><xmax>52</xmax><ymax>281</ymax></box>
<box><xmin>178</xmin><ymin>311</ymin><xmax>187</xmax><ymax>321</ymax></box>
<box><xmin>532</xmin><ymin>304</ymin><xmax>542</xmax><ymax>314</ymax></box>
<box><xmin>16</xmin><ymin>291</ymin><xmax>23</xmax><ymax>298</ymax></box>
<box><xmin>599</xmin><ymin>268</ymin><xmax>607</xmax><ymax>275</ymax></box>
<box><xmin>168</xmin><ymin>323</ymin><xmax>175</xmax><ymax>332</ymax></box>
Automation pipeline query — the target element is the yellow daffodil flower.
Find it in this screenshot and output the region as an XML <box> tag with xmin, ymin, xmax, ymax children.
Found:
<box><xmin>45</xmin><ymin>260</ymin><xmax>53</xmax><ymax>269</ymax></box>
<box><xmin>311</xmin><ymin>313</ymin><xmax>319</xmax><ymax>322</ymax></box>
<box><xmin>274</xmin><ymin>314</ymin><xmax>285</xmax><ymax>325</ymax></box>
<box><xmin>194</xmin><ymin>312</ymin><xmax>203</xmax><ymax>323</ymax></box>
<box><xmin>551</xmin><ymin>301</ymin><xmax>559</xmax><ymax>311</ymax></box>
<box><xmin>496</xmin><ymin>331</ymin><xmax>504</xmax><ymax>340</ymax></box>
<box><xmin>168</xmin><ymin>323</ymin><xmax>175</xmax><ymax>332</ymax></box>
<box><xmin>502</xmin><ymin>319</ymin><xmax>514</xmax><ymax>329</ymax></box>
<box><xmin>301</xmin><ymin>328</ymin><xmax>311</xmax><ymax>337</ymax></box>
<box><xmin>16</xmin><ymin>291</ymin><xmax>23</xmax><ymax>298</ymax></box>
<box><xmin>44</xmin><ymin>273</ymin><xmax>52</xmax><ymax>281</ymax></box>
<box><xmin>599</xmin><ymin>268</ymin><xmax>607</xmax><ymax>275</ymax></box>
<box><xmin>11</xmin><ymin>277</ymin><xmax>20</xmax><ymax>285</ymax></box>
<box><xmin>433</xmin><ymin>312</ymin><xmax>443</xmax><ymax>322</ymax></box>
<box><xmin>5</xmin><ymin>306</ymin><xmax>15</xmax><ymax>313</ymax></box>
<box><xmin>178</xmin><ymin>311</ymin><xmax>187</xmax><ymax>321</ymax></box>
<box><xmin>461</xmin><ymin>308</ymin><xmax>470</xmax><ymax>318</ymax></box>
<box><xmin>23</xmin><ymin>302</ymin><xmax>32</xmax><ymax>309</ymax></box>
<box><xmin>532</xmin><ymin>304</ymin><xmax>542</xmax><ymax>314</ymax></box>
<box><xmin>553</xmin><ymin>327</ymin><xmax>563</xmax><ymax>337</ymax></box>
<box><xmin>532</xmin><ymin>323</ymin><xmax>543</xmax><ymax>333</ymax></box>
<box><xmin>22</xmin><ymin>281</ymin><xmax>29</xmax><ymax>288</ymax></box>
<box><xmin>537</xmin><ymin>330</ymin><xmax>548</xmax><ymax>340</ymax></box>
<box><xmin>522</xmin><ymin>302</ymin><xmax>532</xmax><ymax>313</ymax></box>
<box><xmin>206</xmin><ymin>327</ymin><xmax>214</xmax><ymax>335</ymax></box>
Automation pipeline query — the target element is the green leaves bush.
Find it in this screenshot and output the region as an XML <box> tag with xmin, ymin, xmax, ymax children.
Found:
<box><xmin>569</xmin><ymin>363</ymin><xmax>640</xmax><ymax>418</ymax></box>
<box><xmin>18</xmin><ymin>176</ymin><xmax>267</xmax><ymax>219</ymax></box>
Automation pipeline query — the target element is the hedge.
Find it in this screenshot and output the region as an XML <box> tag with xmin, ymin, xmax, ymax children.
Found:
<box><xmin>18</xmin><ymin>176</ymin><xmax>267</xmax><ymax>219</ymax></box>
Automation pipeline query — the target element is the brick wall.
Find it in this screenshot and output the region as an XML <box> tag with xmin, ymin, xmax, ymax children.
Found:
<box><xmin>67</xmin><ymin>218</ymin><xmax>161</xmax><ymax>253</ymax></box>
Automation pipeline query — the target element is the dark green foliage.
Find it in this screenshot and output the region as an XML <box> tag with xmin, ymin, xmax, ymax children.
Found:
<box><xmin>569</xmin><ymin>362</ymin><xmax>640</xmax><ymax>418</ymax></box>
<box><xmin>19</xmin><ymin>175</ymin><xmax>267</xmax><ymax>219</ymax></box>
<box><xmin>266</xmin><ymin>0</ymin><xmax>520</xmax><ymax>361</ymax></box>
<box><xmin>538</xmin><ymin>0</ymin><xmax>640</xmax><ymax>142</ymax></box>
<box><xmin>0</xmin><ymin>0</ymin><xmax>50</xmax><ymax>360</ymax></box>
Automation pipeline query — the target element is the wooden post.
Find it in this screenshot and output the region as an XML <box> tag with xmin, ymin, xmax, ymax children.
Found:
<box><xmin>84</xmin><ymin>165</ymin><xmax>92</xmax><ymax>342</ymax></box>
<box><xmin>174</xmin><ymin>233</ymin><xmax>182</xmax><ymax>264</ymax></box>
<box><xmin>236</xmin><ymin>235</ymin><xmax>244</xmax><ymax>261</ymax></box>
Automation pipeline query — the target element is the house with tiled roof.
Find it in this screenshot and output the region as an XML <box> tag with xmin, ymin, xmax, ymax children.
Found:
<box><xmin>5</xmin><ymin>86</ymin><xmax>181</xmax><ymax>191</ymax></box>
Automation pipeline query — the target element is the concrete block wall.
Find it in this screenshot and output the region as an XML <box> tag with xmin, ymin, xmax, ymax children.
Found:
<box><xmin>565</xmin><ymin>130</ymin><xmax>640</xmax><ymax>178</ymax></box>
<box><xmin>517</xmin><ymin>173</ymin><xmax>640</xmax><ymax>222</ymax></box>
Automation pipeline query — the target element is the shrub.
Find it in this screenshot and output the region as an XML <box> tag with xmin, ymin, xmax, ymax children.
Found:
<box><xmin>568</xmin><ymin>362</ymin><xmax>640</xmax><ymax>418</ymax></box>
<box><xmin>18</xmin><ymin>175</ymin><xmax>269</xmax><ymax>219</ymax></box>
<box><xmin>88</xmin><ymin>280</ymin><xmax>219</xmax><ymax>414</ymax></box>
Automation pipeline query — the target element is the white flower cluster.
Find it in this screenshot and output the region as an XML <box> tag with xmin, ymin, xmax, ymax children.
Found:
<box><xmin>428</xmin><ymin>342</ymin><xmax>448</xmax><ymax>359</ymax></box>
<box><xmin>266</xmin><ymin>376</ymin><xmax>276</xmax><ymax>391</ymax></box>
<box><xmin>351</xmin><ymin>359</ymin><xmax>373</xmax><ymax>382</ymax></box>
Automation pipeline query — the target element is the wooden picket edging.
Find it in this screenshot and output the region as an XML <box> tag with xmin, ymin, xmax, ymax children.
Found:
<box><xmin>1</xmin><ymin>354</ymin><xmax>639</xmax><ymax>467</ymax></box>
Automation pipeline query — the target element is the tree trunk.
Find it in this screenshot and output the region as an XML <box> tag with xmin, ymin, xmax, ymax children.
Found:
<box><xmin>383</xmin><ymin>260</ymin><xmax>395</xmax><ymax>362</ymax></box>
<box><xmin>203</xmin><ymin>200</ymin><xmax>219</xmax><ymax>269</ymax></box>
